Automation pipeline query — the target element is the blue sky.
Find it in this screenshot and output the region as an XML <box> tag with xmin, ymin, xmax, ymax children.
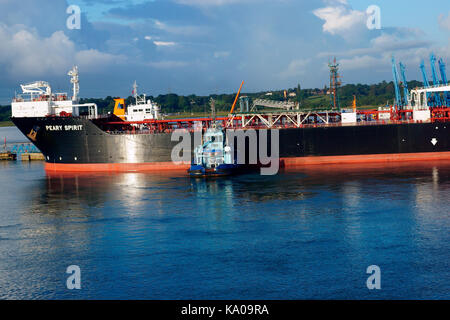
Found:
<box><xmin>0</xmin><ymin>0</ymin><xmax>449</xmax><ymax>103</ymax></box>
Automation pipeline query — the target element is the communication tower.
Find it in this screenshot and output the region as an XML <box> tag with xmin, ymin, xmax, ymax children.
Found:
<box><xmin>328</xmin><ymin>57</ymin><xmax>341</xmax><ymax>111</ymax></box>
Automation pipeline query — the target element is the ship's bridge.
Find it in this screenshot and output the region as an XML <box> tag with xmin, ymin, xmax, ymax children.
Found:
<box><xmin>125</xmin><ymin>81</ymin><xmax>161</xmax><ymax>122</ymax></box>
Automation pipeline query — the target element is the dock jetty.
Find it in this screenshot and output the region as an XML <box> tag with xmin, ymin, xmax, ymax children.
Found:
<box><xmin>0</xmin><ymin>151</ymin><xmax>16</xmax><ymax>161</ymax></box>
<box><xmin>1</xmin><ymin>141</ymin><xmax>44</xmax><ymax>161</ymax></box>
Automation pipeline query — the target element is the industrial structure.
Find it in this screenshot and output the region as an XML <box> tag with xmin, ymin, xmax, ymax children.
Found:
<box><xmin>392</xmin><ymin>53</ymin><xmax>450</xmax><ymax>110</ymax></box>
<box><xmin>251</xmin><ymin>99</ymin><xmax>298</xmax><ymax>111</ymax></box>
<box><xmin>328</xmin><ymin>57</ymin><xmax>342</xmax><ymax>111</ymax></box>
<box><xmin>392</xmin><ymin>56</ymin><xmax>403</xmax><ymax>110</ymax></box>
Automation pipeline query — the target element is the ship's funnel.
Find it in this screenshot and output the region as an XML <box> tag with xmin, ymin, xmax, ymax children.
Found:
<box><xmin>113</xmin><ymin>98</ymin><xmax>126</xmax><ymax>120</ymax></box>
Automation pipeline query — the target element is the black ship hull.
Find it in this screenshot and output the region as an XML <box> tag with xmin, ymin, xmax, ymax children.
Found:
<box><xmin>11</xmin><ymin>116</ymin><xmax>450</xmax><ymax>172</ymax></box>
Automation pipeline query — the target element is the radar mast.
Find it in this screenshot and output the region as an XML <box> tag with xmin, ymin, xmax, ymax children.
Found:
<box><xmin>68</xmin><ymin>66</ymin><xmax>79</xmax><ymax>102</ymax></box>
<box><xmin>133</xmin><ymin>81</ymin><xmax>146</xmax><ymax>105</ymax></box>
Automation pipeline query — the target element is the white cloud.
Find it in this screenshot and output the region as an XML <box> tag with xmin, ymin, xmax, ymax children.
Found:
<box><xmin>318</xmin><ymin>31</ymin><xmax>433</xmax><ymax>60</ymax></box>
<box><xmin>322</xmin><ymin>31</ymin><xmax>450</xmax><ymax>78</ymax></box>
<box><xmin>0</xmin><ymin>23</ymin><xmax>124</xmax><ymax>78</ymax></box>
<box><xmin>313</xmin><ymin>2</ymin><xmax>366</xmax><ymax>39</ymax></box>
<box><xmin>154</xmin><ymin>20</ymin><xmax>208</xmax><ymax>36</ymax></box>
<box><xmin>153</xmin><ymin>41</ymin><xmax>176</xmax><ymax>47</ymax></box>
<box><xmin>0</xmin><ymin>25</ymin><xmax>72</xmax><ymax>77</ymax></box>
<box><xmin>370</xmin><ymin>33</ymin><xmax>430</xmax><ymax>52</ymax></box>
<box><xmin>279</xmin><ymin>58</ymin><xmax>311</xmax><ymax>78</ymax></box>
<box><xmin>75</xmin><ymin>49</ymin><xmax>125</xmax><ymax>71</ymax></box>
<box><xmin>438</xmin><ymin>12</ymin><xmax>450</xmax><ymax>31</ymax></box>
<box><xmin>144</xmin><ymin>35</ymin><xmax>152</xmax><ymax>40</ymax></box>
<box><xmin>339</xmin><ymin>55</ymin><xmax>387</xmax><ymax>71</ymax></box>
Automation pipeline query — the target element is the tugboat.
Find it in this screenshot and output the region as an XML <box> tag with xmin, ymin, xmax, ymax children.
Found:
<box><xmin>188</xmin><ymin>99</ymin><xmax>241</xmax><ymax>177</ymax></box>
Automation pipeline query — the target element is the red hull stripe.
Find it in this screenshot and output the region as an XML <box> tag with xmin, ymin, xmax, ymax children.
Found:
<box><xmin>45</xmin><ymin>152</ymin><xmax>450</xmax><ymax>172</ymax></box>
<box><xmin>280</xmin><ymin>151</ymin><xmax>450</xmax><ymax>167</ymax></box>
<box><xmin>45</xmin><ymin>162</ymin><xmax>190</xmax><ymax>172</ymax></box>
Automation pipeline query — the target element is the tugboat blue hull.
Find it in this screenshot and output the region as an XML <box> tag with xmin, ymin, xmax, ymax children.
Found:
<box><xmin>188</xmin><ymin>164</ymin><xmax>241</xmax><ymax>177</ymax></box>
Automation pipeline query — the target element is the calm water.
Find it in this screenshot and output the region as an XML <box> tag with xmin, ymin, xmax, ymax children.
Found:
<box><xmin>1</xmin><ymin>126</ymin><xmax>27</xmax><ymax>147</ymax></box>
<box><xmin>0</xmin><ymin>127</ymin><xmax>449</xmax><ymax>299</ymax></box>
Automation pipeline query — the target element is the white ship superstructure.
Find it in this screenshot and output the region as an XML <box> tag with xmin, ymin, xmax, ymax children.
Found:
<box><xmin>12</xmin><ymin>66</ymin><xmax>97</xmax><ymax>118</ymax></box>
<box><xmin>408</xmin><ymin>83</ymin><xmax>450</xmax><ymax>121</ymax></box>
<box><xmin>125</xmin><ymin>81</ymin><xmax>160</xmax><ymax>122</ymax></box>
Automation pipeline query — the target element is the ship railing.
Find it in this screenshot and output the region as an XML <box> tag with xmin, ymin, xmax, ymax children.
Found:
<box><xmin>76</xmin><ymin>114</ymin><xmax>111</xmax><ymax>120</ymax></box>
<box><xmin>234</xmin><ymin>118</ymin><xmax>411</xmax><ymax>129</ymax></box>
<box><xmin>414</xmin><ymin>83</ymin><xmax>450</xmax><ymax>91</ymax></box>
<box><xmin>13</xmin><ymin>93</ymin><xmax>69</xmax><ymax>103</ymax></box>
<box><xmin>101</xmin><ymin>118</ymin><xmax>433</xmax><ymax>136</ymax></box>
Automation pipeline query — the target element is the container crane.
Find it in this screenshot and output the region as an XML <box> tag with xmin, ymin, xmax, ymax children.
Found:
<box><xmin>391</xmin><ymin>56</ymin><xmax>402</xmax><ymax>110</ymax></box>
<box><xmin>430</xmin><ymin>53</ymin><xmax>442</xmax><ymax>106</ymax></box>
<box><xmin>420</xmin><ymin>60</ymin><xmax>431</xmax><ymax>107</ymax></box>
<box><xmin>438</xmin><ymin>58</ymin><xmax>449</xmax><ymax>106</ymax></box>
<box><xmin>399</xmin><ymin>62</ymin><xmax>409</xmax><ymax>106</ymax></box>
<box><xmin>439</xmin><ymin>58</ymin><xmax>448</xmax><ymax>84</ymax></box>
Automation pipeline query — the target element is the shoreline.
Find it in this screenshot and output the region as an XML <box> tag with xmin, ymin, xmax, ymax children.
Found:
<box><xmin>0</xmin><ymin>121</ymin><xmax>13</xmax><ymax>127</ymax></box>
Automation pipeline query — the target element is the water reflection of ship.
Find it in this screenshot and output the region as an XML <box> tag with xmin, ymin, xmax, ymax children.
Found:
<box><xmin>44</xmin><ymin>171</ymin><xmax>187</xmax><ymax>214</ymax></box>
<box><xmin>231</xmin><ymin>161</ymin><xmax>450</xmax><ymax>203</ymax></box>
<box><xmin>413</xmin><ymin>166</ymin><xmax>446</xmax><ymax>228</ymax></box>
<box><xmin>189</xmin><ymin>178</ymin><xmax>235</xmax><ymax>220</ymax></box>
<box><xmin>39</xmin><ymin>161</ymin><xmax>450</xmax><ymax>210</ymax></box>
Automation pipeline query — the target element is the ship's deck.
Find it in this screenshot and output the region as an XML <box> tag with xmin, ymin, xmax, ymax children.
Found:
<box><xmin>91</xmin><ymin>107</ymin><xmax>450</xmax><ymax>135</ymax></box>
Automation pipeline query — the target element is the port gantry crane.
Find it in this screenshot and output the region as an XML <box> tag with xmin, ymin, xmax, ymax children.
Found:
<box><xmin>438</xmin><ymin>58</ymin><xmax>449</xmax><ymax>106</ymax></box>
<box><xmin>391</xmin><ymin>56</ymin><xmax>403</xmax><ymax>110</ymax></box>
<box><xmin>409</xmin><ymin>55</ymin><xmax>450</xmax><ymax>123</ymax></box>
<box><xmin>399</xmin><ymin>62</ymin><xmax>409</xmax><ymax>106</ymax></box>
<box><xmin>420</xmin><ymin>59</ymin><xmax>432</xmax><ymax>107</ymax></box>
<box><xmin>392</xmin><ymin>57</ymin><xmax>412</xmax><ymax>109</ymax></box>
<box><xmin>418</xmin><ymin>54</ymin><xmax>449</xmax><ymax>107</ymax></box>
<box><xmin>430</xmin><ymin>53</ymin><xmax>442</xmax><ymax>107</ymax></box>
<box><xmin>391</xmin><ymin>55</ymin><xmax>450</xmax><ymax>123</ymax></box>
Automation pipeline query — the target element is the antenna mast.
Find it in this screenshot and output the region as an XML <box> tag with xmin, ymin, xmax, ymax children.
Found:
<box><xmin>133</xmin><ymin>81</ymin><xmax>138</xmax><ymax>99</ymax></box>
<box><xmin>133</xmin><ymin>81</ymin><xmax>146</xmax><ymax>105</ymax></box>
<box><xmin>210</xmin><ymin>98</ymin><xmax>216</xmax><ymax>127</ymax></box>
<box><xmin>68</xmin><ymin>66</ymin><xmax>79</xmax><ymax>102</ymax></box>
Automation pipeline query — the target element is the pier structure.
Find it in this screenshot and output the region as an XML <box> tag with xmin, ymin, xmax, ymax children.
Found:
<box><xmin>0</xmin><ymin>143</ymin><xmax>44</xmax><ymax>161</ymax></box>
<box><xmin>251</xmin><ymin>99</ymin><xmax>298</xmax><ymax>111</ymax></box>
<box><xmin>0</xmin><ymin>152</ymin><xmax>16</xmax><ymax>161</ymax></box>
<box><xmin>226</xmin><ymin>110</ymin><xmax>337</xmax><ymax>129</ymax></box>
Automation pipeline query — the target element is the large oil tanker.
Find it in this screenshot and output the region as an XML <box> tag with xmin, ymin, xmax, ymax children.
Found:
<box><xmin>10</xmin><ymin>63</ymin><xmax>450</xmax><ymax>173</ymax></box>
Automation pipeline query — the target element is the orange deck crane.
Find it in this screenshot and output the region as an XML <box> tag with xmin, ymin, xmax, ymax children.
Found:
<box><xmin>230</xmin><ymin>81</ymin><xmax>244</xmax><ymax>114</ymax></box>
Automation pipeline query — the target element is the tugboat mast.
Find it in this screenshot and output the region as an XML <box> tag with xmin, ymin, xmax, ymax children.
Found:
<box><xmin>210</xmin><ymin>98</ymin><xmax>216</xmax><ymax>128</ymax></box>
